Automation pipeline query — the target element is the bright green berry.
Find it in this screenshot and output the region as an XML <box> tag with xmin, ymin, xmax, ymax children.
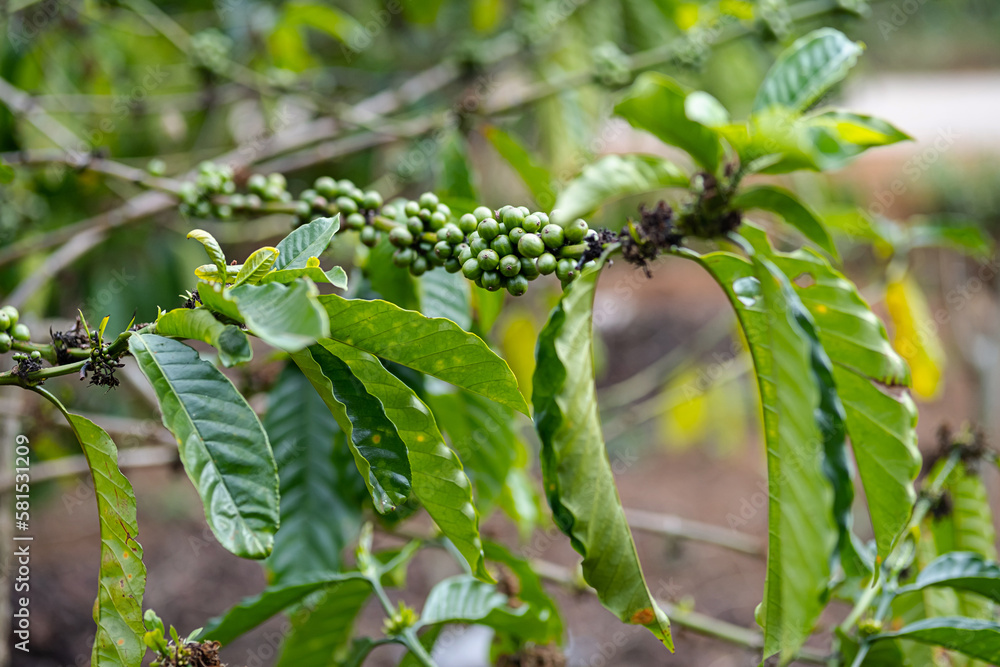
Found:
<box><xmin>30</xmin><ymin>350</ymin><xmax>41</xmax><ymax>360</ymax></box>
<box><xmin>499</xmin><ymin>255</ymin><xmax>521</xmax><ymax>277</ymax></box>
<box><xmin>535</xmin><ymin>212</ymin><xmax>550</xmax><ymax>225</ymax></box>
<box><xmin>457</xmin><ymin>245</ymin><xmax>474</xmax><ymax>264</ymax></box>
<box><xmin>517</xmin><ymin>206</ymin><xmax>530</xmax><ymax>216</ymax></box>
<box><xmin>541</xmin><ymin>224</ymin><xmax>565</xmax><ymax>248</ymax></box>
<box><xmin>506</xmin><ymin>274</ymin><xmax>529</xmax><ymax>296</ymax></box>
<box><xmin>419</xmin><ymin>208</ymin><xmax>433</xmax><ymax>221</ymax></box>
<box><xmin>518</xmin><ymin>233</ymin><xmax>545</xmax><ymax>257</ymax></box>
<box><xmin>469</xmin><ymin>234</ymin><xmax>488</xmax><ymax>254</ymax></box>
<box><xmin>1</xmin><ymin>306</ymin><xmax>18</xmax><ymax>330</ymax></box>
<box><xmin>406</xmin><ymin>217</ymin><xmax>424</xmax><ymax>236</ymax></box>
<box><xmin>404</xmin><ymin>200</ymin><xmax>420</xmax><ymax>217</ymax></box>
<box><xmin>267</xmin><ymin>173</ymin><xmax>286</xmax><ymax>190</ymax></box>
<box><xmin>522</xmin><ymin>214</ymin><xmax>541</xmax><ymax>233</ymax></box>
<box><xmin>247</xmin><ymin>173</ymin><xmax>267</xmax><ymax>194</ymax></box>
<box><xmin>349</xmin><ymin>187</ymin><xmax>365</xmax><ymax>203</ymax></box>
<box><xmin>436</xmin><ymin>203</ymin><xmax>451</xmax><ymax>218</ymax></box>
<box><xmin>433</xmin><ymin>241</ymin><xmax>452</xmax><ymax>259</ymax></box>
<box><xmin>462</xmin><ymin>258</ymin><xmax>484</xmax><ymax>280</ymax></box>
<box><xmin>410</xmin><ymin>256</ymin><xmax>428</xmax><ymax>276</ymax></box>
<box><xmin>359</xmin><ymin>226</ymin><xmax>379</xmax><ymax>247</ymax></box>
<box><xmin>565</xmin><ymin>219</ymin><xmax>590</xmax><ymax>243</ymax></box>
<box><xmin>502</xmin><ymin>207</ymin><xmax>525</xmax><ymax>227</ymax></box>
<box><xmin>508</xmin><ymin>227</ymin><xmax>526</xmax><ymax>244</ymax></box>
<box><xmin>335</xmin><ymin>179</ymin><xmax>355</xmax><ymax>196</ymax></box>
<box><xmin>419</xmin><ymin>192</ymin><xmax>439</xmax><ymax>208</ymax></box>
<box><xmin>556</xmin><ymin>258</ymin><xmax>576</xmax><ymax>282</ymax></box>
<box><xmin>444</xmin><ymin>258</ymin><xmax>462</xmax><ymax>273</ymax></box>
<box><xmin>0</xmin><ymin>333</ymin><xmax>10</xmax><ymax>353</ymax></box>
<box><xmin>393</xmin><ymin>248</ymin><xmax>415</xmax><ymax>267</ymax></box>
<box><xmin>520</xmin><ymin>257</ymin><xmax>540</xmax><ymax>279</ymax></box>
<box><xmin>491</xmin><ymin>235</ymin><xmax>513</xmax><ymax>257</ymax></box>
<box><xmin>477</xmin><ymin>249</ymin><xmax>500</xmax><ymax>271</ymax></box>
<box><xmin>300</xmin><ymin>189</ymin><xmax>317</xmax><ymax>202</ymax></box>
<box><xmin>346</xmin><ymin>213</ymin><xmax>366</xmax><ymax>230</ymax></box>
<box><xmin>458</xmin><ymin>213</ymin><xmax>478</xmax><ymax>234</ymax></box>
<box><xmin>537</xmin><ymin>253</ymin><xmax>557</xmax><ymax>275</ymax></box>
<box><xmin>294</xmin><ymin>201</ymin><xmax>311</xmax><ymax>218</ymax></box>
<box><xmin>430</xmin><ymin>211</ymin><xmax>448</xmax><ymax>230</ymax></box>
<box><xmin>362</xmin><ymin>191</ymin><xmax>383</xmax><ymax>210</ymax></box>
<box><xmin>147</xmin><ymin>158</ymin><xmax>166</xmax><ymax>176</ymax></box>
<box><xmin>389</xmin><ymin>227</ymin><xmax>414</xmax><ymax>247</ymax></box>
<box><xmin>481</xmin><ymin>271</ymin><xmax>502</xmax><ymax>291</ymax></box>
<box><xmin>336</xmin><ymin>196</ymin><xmax>358</xmax><ymax>215</ymax></box>
<box><xmin>478</xmin><ymin>218</ymin><xmax>500</xmax><ymax>241</ymax></box>
<box><xmin>0</xmin><ymin>311</ymin><xmax>8</xmax><ymax>332</ymax></box>
<box><xmin>381</xmin><ymin>204</ymin><xmax>397</xmax><ymax>219</ymax></box>
<box><xmin>441</xmin><ymin>224</ymin><xmax>464</xmax><ymax>244</ymax></box>
<box><xmin>315</xmin><ymin>176</ymin><xmax>337</xmax><ymax>198</ymax></box>
<box><xmin>11</xmin><ymin>323</ymin><xmax>30</xmax><ymax>342</ymax></box>
<box><xmin>473</xmin><ymin>206</ymin><xmax>493</xmax><ymax>222</ymax></box>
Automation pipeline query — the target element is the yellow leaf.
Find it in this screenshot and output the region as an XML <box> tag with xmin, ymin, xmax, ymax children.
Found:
<box><xmin>885</xmin><ymin>276</ymin><xmax>945</xmax><ymax>399</ymax></box>
<box><xmin>500</xmin><ymin>313</ymin><xmax>538</xmax><ymax>401</ymax></box>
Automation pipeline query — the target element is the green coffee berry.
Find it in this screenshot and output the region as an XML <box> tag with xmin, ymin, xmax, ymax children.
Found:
<box><xmin>419</xmin><ymin>207</ymin><xmax>433</xmax><ymax>221</ymax></box>
<box><xmin>430</xmin><ymin>211</ymin><xmax>448</xmax><ymax>229</ymax></box>
<box><xmin>473</xmin><ymin>206</ymin><xmax>493</xmax><ymax>222</ymax></box>
<box><xmin>0</xmin><ymin>311</ymin><xmax>9</xmax><ymax>332</ymax></box>
<box><xmin>457</xmin><ymin>245</ymin><xmax>474</xmax><ymax>264</ymax></box>
<box><xmin>520</xmin><ymin>257</ymin><xmax>540</xmax><ymax>280</ymax></box>
<box><xmin>11</xmin><ymin>323</ymin><xmax>30</xmax><ymax>342</ymax></box>
<box><xmin>294</xmin><ymin>201</ymin><xmax>311</xmax><ymax>218</ymax></box>
<box><xmin>419</xmin><ymin>192</ymin><xmax>439</xmax><ymax>208</ymax></box>
<box><xmin>393</xmin><ymin>248</ymin><xmax>415</xmax><ymax>267</ymax></box>
<box><xmin>433</xmin><ymin>241</ymin><xmax>452</xmax><ymax>259</ymax></box>
<box><xmin>478</xmin><ymin>218</ymin><xmax>500</xmax><ymax>241</ymax></box>
<box><xmin>502</xmin><ymin>207</ymin><xmax>525</xmax><ymax>227</ymax></box>
<box><xmin>491</xmin><ymin>235</ymin><xmax>513</xmax><ymax>257</ymax></box>
<box><xmin>179</xmin><ymin>183</ymin><xmax>199</xmax><ymax>205</ymax></box>
<box><xmin>389</xmin><ymin>227</ymin><xmax>414</xmax><ymax>247</ymax></box>
<box><xmin>582</xmin><ymin>260</ymin><xmax>598</xmax><ymax>271</ymax></box>
<box><xmin>496</xmin><ymin>221</ymin><xmax>507</xmax><ymax>235</ymax></box>
<box><xmin>518</xmin><ymin>233</ymin><xmax>545</xmax><ymax>257</ymax></box>
<box><xmin>537</xmin><ymin>253</ymin><xmax>557</xmax><ymax>275</ymax></box>
<box><xmin>30</xmin><ymin>350</ymin><xmax>41</xmax><ymax>360</ymax></box>
<box><xmin>565</xmin><ymin>218</ymin><xmax>590</xmax><ymax>243</ymax></box>
<box><xmin>1</xmin><ymin>306</ymin><xmax>19</xmax><ymax>329</ymax></box>
<box><xmin>555</xmin><ymin>258</ymin><xmax>576</xmax><ymax>282</ymax></box>
<box><xmin>506</xmin><ymin>274</ymin><xmax>529</xmax><ymax>296</ymax></box>
<box><xmin>470</xmin><ymin>234</ymin><xmax>488</xmax><ymax>254</ymax></box>
<box><xmin>336</xmin><ymin>196</ymin><xmax>359</xmax><ymax>215</ymax></box>
<box><xmin>195</xmin><ymin>201</ymin><xmax>212</xmax><ymax>217</ymax></box>
<box><xmin>346</xmin><ymin>213</ymin><xmax>367</xmax><ymax>230</ymax></box>
<box><xmin>508</xmin><ymin>227</ymin><xmax>526</xmax><ymax>244</ymax></box>
<box><xmin>517</xmin><ymin>206</ymin><xmax>530</xmax><ymax>216</ymax></box>
<box><xmin>404</xmin><ymin>200</ymin><xmax>421</xmax><ymax>217</ymax></box>
<box><xmin>499</xmin><ymin>255</ymin><xmax>521</xmax><ymax>277</ymax></box>
<box><xmin>315</xmin><ymin>176</ymin><xmax>337</xmax><ymax>198</ymax></box>
<box><xmin>311</xmin><ymin>195</ymin><xmax>329</xmax><ymax>211</ymax></box>
<box><xmin>0</xmin><ymin>333</ymin><xmax>10</xmax><ymax>353</ymax></box>
<box><xmin>406</xmin><ymin>217</ymin><xmax>424</xmax><ymax>236</ymax></box>
<box><xmin>300</xmin><ymin>189</ymin><xmax>317</xmax><ymax>202</ymax></box>
<box><xmin>541</xmin><ymin>224</ymin><xmax>565</xmax><ymax>249</ymax></box>
<box><xmin>441</xmin><ymin>224</ymin><xmax>464</xmax><ymax>244</ymax></box>
<box><xmin>229</xmin><ymin>194</ymin><xmax>247</xmax><ymax>209</ymax></box>
<box><xmin>147</xmin><ymin>158</ymin><xmax>166</xmax><ymax>176</ymax></box>
<box><xmin>267</xmin><ymin>173</ymin><xmax>286</xmax><ymax>190</ymax></box>
<box><xmin>348</xmin><ymin>187</ymin><xmax>365</xmax><ymax>203</ymax></box>
<box><xmin>462</xmin><ymin>258</ymin><xmax>484</xmax><ymax>280</ymax></box>
<box><xmin>535</xmin><ymin>212</ymin><xmax>550</xmax><ymax>225</ymax></box>
<box><xmin>481</xmin><ymin>271</ymin><xmax>502</xmax><ymax>291</ymax></box>
<box><xmin>522</xmin><ymin>214</ymin><xmax>541</xmax><ymax>233</ymax></box>
<box><xmin>444</xmin><ymin>258</ymin><xmax>462</xmax><ymax>273</ymax></box>
<box><xmin>381</xmin><ymin>204</ymin><xmax>397</xmax><ymax>219</ymax></box>
<box><xmin>477</xmin><ymin>249</ymin><xmax>500</xmax><ymax>271</ymax></box>
<box><xmin>336</xmin><ymin>179</ymin><xmax>355</xmax><ymax>196</ymax></box>
<box><xmin>436</xmin><ymin>203</ymin><xmax>451</xmax><ymax>218</ymax></box>
<box><xmin>216</xmin><ymin>204</ymin><xmax>233</xmax><ymax>220</ymax></box>
<box><xmin>245</xmin><ymin>194</ymin><xmax>262</xmax><ymax>209</ymax></box>
<box><xmin>411</xmin><ymin>256</ymin><xmax>428</xmax><ymax>276</ymax></box>
<box><xmin>362</xmin><ymin>191</ymin><xmax>383</xmax><ymax>210</ymax></box>
<box><xmin>459</xmin><ymin>213</ymin><xmax>478</xmax><ymax>234</ymax></box>
<box><xmin>359</xmin><ymin>226</ymin><xmax>379</xmax><ymax>247</ymax></box>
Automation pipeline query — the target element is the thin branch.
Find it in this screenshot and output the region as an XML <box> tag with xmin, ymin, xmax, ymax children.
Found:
<box><xmin>0</xmin><ymin>443</ymin><xmax>177</xmax><ymax>494</ymax></box>
<box><xmin>0</xmin><ymin>76</ymin><xmax>84</xmax><ymax>152</ymax></box>
<box><xmin>624</xmin><ymin>507</ymin><xmax>764</xmax><ymax>557</ymax></box>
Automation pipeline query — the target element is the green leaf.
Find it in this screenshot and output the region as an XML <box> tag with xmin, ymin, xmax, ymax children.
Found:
<box><xmin>687</xmin><ymin>246</ymin><xmax>849</xmax><ymax>664</ymax></box>
<box><xmin>275</xmin><ymin>579</ymin><xmax>373</xmax><ymax>667</ymax></box>
<box><xmin>264</xmin><ymin>365</ymin><xmax>364</xmax><ymax>581</ymax></box>
<box><xmin>290</xmin><ymin>344</ymin><xmax>412</xmax><ymax>513</ymax></box>
<box><xmin>273</xmin><ymin>215</ymin><xmax>341</xmax><ymax>271</ymax></box>
<box><xmin>193</xmin><ymin>264</ymin><xmax>241</xmax><ymax>283</ymax></box>
<box><xmin>875</xmin><ymin>618</ymin><xmax>1000</xmax><ymax>664</ymax></box>
<box><xmin>202</xmin><ymin>572</ymin><xmax>370</xmax><ymax>644</ymax></box>
<box><xmin>319</xmin><ymin>294</ymin><xmax>528</xmax><ymax>415</ymax></box>
<box><xmin>752</xmin><ymin>28</ymin><xmax>863</xmax><ymax>114</ymax></box>
<box><xmin>155</xmin><ymin>308</ymin><xmax>252</xmax><ymax>367</ymax></box>
<box><xmin>899</xmin><ymin>553</ymin><xmax>1000</xmax><ymax>603</ymax></box>
<box><xmin>314</xmin><ymin>339</ymin><xmax>490</xmax><ymax>582</ymax></box>
<box><xmin>803</xmin><ymin>111</ymin><xmax>911</xmax><ymax>165</ymax></box>
<box><xmin>0</xmin><ymin>159</ymin><xmax>14</xmax><ymax>183</ymax></box>
<box><xmin>733</xmin><ymin>186</ymin><xmax>837</xmax><ymax>259</ymax></box>
<box><xmin>221</xmin><ymin>278</ymin><xmax>330</xmax><ymax>352</ymax></box>
<box><xmin>419</xmin><ymin>268</ymin><xmax>472</xmax><ymax>330</ymax></box>
<box><xmin>233</xmin><ymin>246</ymin><xmax>279</xmax><ymax>287</ymax></box>
<box><xmin>741</xmin><ymin>225</ymin><xmax>919</xmax><ymax>559</ymax></box>
<box><xmin>533</xmin><ymin>262</ymin><xmax>672</xmax><ymax>648</ymax></box>
<box><xmin>483</xmin><ymin>541</ymin><xmax>563</xmax><ymax>642</ymax></box>
<box><xmin>415</xmin><ymin>574</ymin><xmax>552</xmax><ymax>641</ymax></box>
<box><xmin>57</xmin><ymin>409</ymin><xmax>146</xmax><ymax>666</ymax></box>
<box><xmin>614</xmin><ymin>72</ymin><xmax>722</xmax><ymax>171</ymax></box>
<box><xmin>551</xmin><ymin>154</ymin><xmax>688</xmax><ymax>226</ymax></box>
<box><xmin>364</xmin><ymin>238</ymin><xmax>419</xmax><ymax>311</ymax></box>
<box><xmin>482</xmin><ymin>125</ymin><xmax>555</xmax><ymax>208</ymax></box>
<box><xmin>439</xmin><ymin>130</ymin><xmax>478</xmax><ymax>200</ymax></box>
<box><xmin>187</xmin><ymin>229</ymin><xmax>228</xmax><ymax>276</ymax></box>
<box><xmin>908</xmin><ymin>220</ymin><xmax>994</xmax><ymax>259</ymax></box>
<box><xmin>128</xmin><ymin>333</ymin><xmax>280</xmax><ymax>559</ymax></box>
<box><xmin>258</xmin><ymin>259</ymin><xmax>349</xmax><ymax>289</ymax></box>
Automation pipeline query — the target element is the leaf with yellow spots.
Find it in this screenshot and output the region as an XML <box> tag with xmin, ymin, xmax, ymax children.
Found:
<box><xmin>44</xmin><ymin>396</ymin><xmax>146</xmax><ymax>667</ymax></box>
<box><xmin>886</xmin><ymin>275</ymin><xmax>945</xmax><ymax>400</ymax></box>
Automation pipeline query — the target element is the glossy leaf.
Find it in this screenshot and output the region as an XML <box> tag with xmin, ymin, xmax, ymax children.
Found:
<box><xmin>202</xmin><ymin>572</ymin><xmax>369</xmax><ymax>644</ymax></box>
<box><xmin>274</xmin><ymin>579</ymin><xmax>373</xmax><ymax>667</ymax></box>
<box><xmin>129</xmin><ymin>333</ymin><xmax>280</xmax><ymax>559</ymax></box>
<box><xmin>689</xmin><ymin>247</ymin><xmax>849</xmax><ymax>664</ymax></box>
<box><xmin>59</xmin><ymin>411</ymin><xmax>146</xmax><ymax>666</ymax></box>
<box><xmin>233</xmin><ymin>246</ymin><xmax>279</xmax><ymax>287</ymax></box>
<box><xmin>155</xmin><ymin>307</ymin><xmax>252</xmax><ymax>367</ymax></box>
<box><xmin>752</xmin><ymin>28</ymin><xmax>863</xmax><ymax>114</ymax></box>
<box><xmin>416</xmin><ymin>574</ymin><xmax>551</xmax><ymax>641</ymax></box>
<box><xmin>733</xmin><ymin>186</ymin><xmax>837</xmax><ymax>259</ymax></box>
<box><xmin>259</xmin><ymin>257</ymin><xmax>349</xmax><ymax>289</ymax></box>
<box><xmin>551</xmin><ymin>154</ymin><xmax>688</xmax><ymax>226</ymax></box>
<box><xmin>315</xmin><ymin>339</ymin><xmax>490</xmax><ymax>582</ymax></box>
<box><xmin>319</xmin><ymin>294</ymin><xmax>528</xmax><ymax>415</ymax></box>
<box><xmin>614</xmin><ymin>73</ymin><xmax>722</xmax><ymax>171</ymax></box>
<box><xmin>194</xmin><ymin>264</ymin><xmax>240</xmax><ymax>283</ymax></box>
<box><xmin>264</xmin><ymin>365</ymin><xmax>364</xmax><ymax>581</ymax></box>
<box><xmin>875</xmin><ymin>618</ymin><xmax>1000</xmax><ymax>664</ymax></box>
<box><xmin>899</xmin><ymin>552</ymin><xmax>1000</xmax><ymax>603</ymax></box>
<box><xmin>804</xmin><ymin>110</ymin><xmax>912</xmax><ymax>165</ymax></box>
<box><xmin>743</xmin><ymin>226</ymin><xmax>920</xmax><ymax>558</ymax></box>
<box><xmin>533</xmin><ymin>262</ymin><xmax>672</xmax><ymax>648</ymax></box>
<box><xmin>272</xmin><ymin>215</ymin><xmax>341</xmax><ymax>270</ymax></box>
<box><xmin>290</xmin><ymin>344</ymin><xmax>412</xmax><ymax>513</ymax></box>
<box><xmin>484</xmin><ymin>541</ymin><xmax>563</xmax><ymax>642</ymax></box>
<box><xmin>187</xmin><ymin>229</ymin><xmax>228</xmax><ymax>276</ymax></box>
<box><xmin>419</xmin><ymin>268</ymin><xmax>472</xmax><ymax>330</ymax></box>
<box><xmin>225</xmin><ymin>279</ymin><xmax>330</xmax><ymax>352</ymax></box>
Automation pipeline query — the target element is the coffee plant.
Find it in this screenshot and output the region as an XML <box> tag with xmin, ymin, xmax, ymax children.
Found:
<box><xmin>3</xmin><ymin>3</ymin><xmax>1000</xmax><ymax>667</ymax></box>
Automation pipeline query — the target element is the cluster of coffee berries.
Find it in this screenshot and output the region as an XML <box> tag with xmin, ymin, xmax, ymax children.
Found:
<box><xmin>307</xmin><ymin>176</ymin><xmax>384</xmax><ymax>238</ymax></box>
<box><xmin>179</xmin><ymin>162</ymin><xmax>237</xmax><ymax>219</ymax></box>
<box><xmin>384</xmin><ymin>191</ymin><xmax>463</xmax><ymax>277</ymax></box>
<box><xmin>0</xmin><ymin>306</ymin><xmax>27</xmax><ymax>353</ymax></box>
